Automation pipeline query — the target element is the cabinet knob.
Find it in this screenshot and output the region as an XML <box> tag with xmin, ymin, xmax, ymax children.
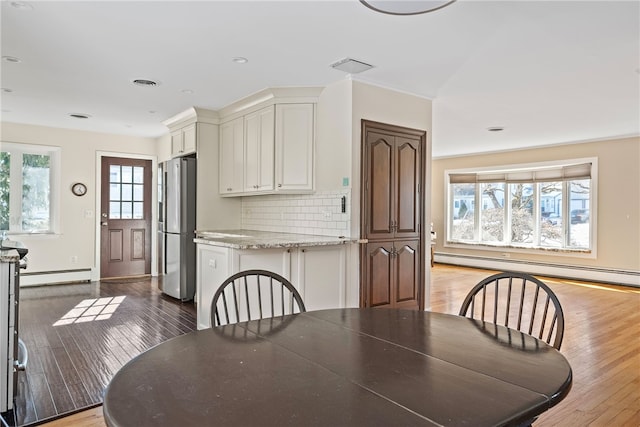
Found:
<box><xmin>278</xmin><ymin>183</ymin><xmax>282</xmax><ymax>188</ymax></box>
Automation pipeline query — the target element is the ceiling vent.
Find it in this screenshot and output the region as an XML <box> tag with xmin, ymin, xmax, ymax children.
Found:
<box><xmin>330</xmin><ymin>58</ymin><xmax>374</xmax><ymax>74</ymax></box>
<box><xmin>132</xmin><ymin>79</ymin><xmax>158</xmax><ymax>87</ymax></box>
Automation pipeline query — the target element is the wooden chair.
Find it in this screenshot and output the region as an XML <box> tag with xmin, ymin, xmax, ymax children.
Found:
<box><xmin>458</xmin><ymin>271</ymin><xmax>565</xmax><ymax>350</ymax></box>
<box><xmin>210</xmin><ymin>269</ymin><xmax>306</xmax><ymax>327</ymax></box>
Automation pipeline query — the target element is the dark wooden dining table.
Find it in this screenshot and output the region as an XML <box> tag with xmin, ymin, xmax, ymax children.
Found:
<box><xmin>103</xmin><ymin>308</ymin><xmax>572</xmax><ymax>427</ymax></box>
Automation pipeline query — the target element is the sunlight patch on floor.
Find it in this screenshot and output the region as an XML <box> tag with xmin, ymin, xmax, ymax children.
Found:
<box><xmin>53</xmin><ymin>296</ymin><xmax>126</xmax><ymax>326</ymax></box>
<box><xmin>544</xmin><ymin>279</ymin><xmax>640</xmax><ymax>294</ymax></box>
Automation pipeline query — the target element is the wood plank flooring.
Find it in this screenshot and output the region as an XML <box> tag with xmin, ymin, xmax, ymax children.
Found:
<box><xmin>31</xmin><ymin>265</ymin><xmax>640</xmax><ymax>426</ymax></box>
<box><xmin>13</xmin><ymin>277</ymin><xmax>196</xmax><ymax>426</ymax></box>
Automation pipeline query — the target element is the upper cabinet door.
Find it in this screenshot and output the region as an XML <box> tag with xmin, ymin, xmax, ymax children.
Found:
<box><xmin>182</xmin><ymin>123</ymin><xmax>197</xmax><ymax>155</ymax></box>
<box><xmin>170</xmin><ymin>124</ymin><xmax>197</xmax><ymax>158</ymax></box>
<box><xmin>394</xmin><ymin>137</ymin><xmax>420</xmax><ymax>239</ymax></box>
<box><xmin>244</xmin><ymin>106</ymin><xmax>275</xmax><ymax>193</ymax></box>
<box><xmin>219</xmin><ymin>117</ymin><xmax>244</xmax><ymax>195</ymax></box>
<box><xmin>365</xmin><ymin>131</ymin><xmax>395</xmax><ymax>240</ymax></box>
<box><xmin>170</xmin><ymin>129</ymin><xmax>184</xmax><ymax>157</ymax></box>
<box><xmin>362</xmin><ymin>129</ymin><xmax>421</xmax><ymax>240</ymax></box>
<box><xmin>275</xmin><ymin>103</ymin><xmax>314</xmax><ymax>192</ymax></box>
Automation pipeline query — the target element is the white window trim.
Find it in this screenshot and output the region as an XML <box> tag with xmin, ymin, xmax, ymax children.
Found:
<box><xmin>444</xmin><ymin>157</ymin><xmax>598</xmax><ymax>259</ymax></box>
<box><xmin>1</xmin><ymin>141</ymin><xmax>61</xmax><ymax>235</ymax></box>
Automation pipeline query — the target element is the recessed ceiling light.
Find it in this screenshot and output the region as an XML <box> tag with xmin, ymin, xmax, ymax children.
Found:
<box><xmin>181</xmin><ymin>89</ymin><xmax>194</xmax><ymax>94</ymax></box>
<box><xmin>10</xmin><ymin>1</ymin><xmax>33</xmax><ymax>10</ymax></box>
<box><xmin>2</xmin><ymin>56</ymin><xmax>21</xmax><ymax>63</ymax></box>
<box><xmin>69</xmin><ymin>113</ymin><xmax>91</xmax><ymax>119</ymax></box>
<box><xmin>330</xmin><ymin>58</ymin><xmax>374</xmax><ymax>74</ymax></box>
<box><xmin>232</xmin><ymin>57</ymin><xmax>248</xmax><ymax>64</ymax></box>
<box><xmin>487</xmin><ymin>126</ymin><xmax>505</xmax><ymax>132</ymax></box>
<box><xmin>132</xmin><ymin>79</ymin><xmax>158</xmax><ymax>87</ymax></box>
<box><xmin>1</xmin><ymin>88</ymin><xmax>14</xmax><ymax>93</ymax></box>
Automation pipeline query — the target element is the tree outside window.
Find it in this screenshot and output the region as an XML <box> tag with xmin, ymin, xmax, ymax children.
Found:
<box><xmin>447</xmin><ymin>160</ymin><xmax>594</xmax><ymax>253</ymax></box>
<box><xmin>1</xmin><ymin>143</ymin><xmax>58</xmax><ymax>234</ymax></box>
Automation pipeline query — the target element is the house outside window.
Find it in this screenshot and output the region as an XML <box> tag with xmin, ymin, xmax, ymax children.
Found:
<box><xmin>0</xmin><ymin>142</ymin><xmax>60</xmax><ymax>234</ymax></box>
<box><xmin>446</xmin><ymin>158</ymin><xmax>596</xmax><ymax>254</ymax></box>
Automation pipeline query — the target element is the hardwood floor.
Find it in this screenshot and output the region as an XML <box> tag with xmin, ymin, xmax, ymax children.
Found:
<box><xmin>14</xmin><ymin>277</ymin><xmax>196</xmax><ymax>426</ymax></box>
<box><xmin>429</xmin><ymin>264</ymin><xmax>640</xmax><ymax>427</ymax></box>
<box><xmin>33</xmin><ymin>265</ymin><xmax>640</xmax><ymax>426</ymax></box>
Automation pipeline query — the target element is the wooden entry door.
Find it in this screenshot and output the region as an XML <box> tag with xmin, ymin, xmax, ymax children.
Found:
<box><xmin>100</xmin><ymin>157</ymin><xmax>152</xmax><ymax>278</ymax></box>
<box><xmin>360</xmin><ymin>120</ymin><xmax>426</xmax><ymax>310</ymax></box>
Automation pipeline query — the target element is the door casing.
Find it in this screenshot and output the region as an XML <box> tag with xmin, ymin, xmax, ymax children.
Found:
<box><xmin>93</xmin><ymin>152</ymin><xmax>158</xmax><ymax>281</ymax></box>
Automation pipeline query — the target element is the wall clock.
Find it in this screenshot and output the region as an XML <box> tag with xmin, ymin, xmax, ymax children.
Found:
<box><xmin>71</xmin><ymin>182</ymin><xmax>87</xmax><ymax>196</ymax></box>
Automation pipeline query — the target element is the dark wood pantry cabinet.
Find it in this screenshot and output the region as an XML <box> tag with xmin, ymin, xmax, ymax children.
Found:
<box><xmin>360</xmin><ymin>120</ymin><xmax>426</xmax><ymax>310</ymax></box>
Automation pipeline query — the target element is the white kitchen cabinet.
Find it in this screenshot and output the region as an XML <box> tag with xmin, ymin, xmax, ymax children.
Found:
<box><xmin>244</xmin><ymin>106</ymin><xmax>275</xmax><ymax>193</ymax></box>
<box><xmin>195</xmin><ymin>242</ymin><xmax>349</xmax><ymax>329</ymax></box>
<box><xmin>275</xmin><ymin>103</ymin><xmax>314</xmax><ymax>192</ymax></box>
<box><xmin>219</xmin><ymin>117</ymin><xmax>245</xmax><ymax>195</ymax></box>
<box><xmin>195</xmin><ymin>244</ymin><xmax>230</xmax><ymax>330</ymax></box>
<box><xmin>218</xmin><ymin>102</ymin><xmax>315</xmax><ymax>196</ymax></box>
<box><xmin>171</xmin><ymin>123</ymin><xmax>197</xmax><ymax>157</ymax></box>
<box><xmin>232</xmin><ymin>247</ymin><xmax>291</xmax><ymax>278</ymax></box>
<box><xmin>293</xmin><ymin>245</ymin><xmax>346</xmax><ymax>311</ymax></box>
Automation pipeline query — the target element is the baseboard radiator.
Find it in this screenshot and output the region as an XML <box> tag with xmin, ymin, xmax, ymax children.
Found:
<box><xmin>435</xmin><ymin>252</ymin><xmax>640</xmax><ymax>287</ymax></box>
<box><xmin>20</xmin><ymin>269</ymin><xmax>92</xmax><ymax>287</ymax></box>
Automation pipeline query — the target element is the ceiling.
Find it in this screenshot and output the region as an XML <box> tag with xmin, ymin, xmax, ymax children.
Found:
<box><xmin>1</xmin><ymin>0</ymin><xmax>638</xmax><ymax>158</ymax></box>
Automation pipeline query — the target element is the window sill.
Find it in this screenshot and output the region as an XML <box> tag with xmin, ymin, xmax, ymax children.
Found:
<box><xmin>444</xmin><ymin>240</ymin><xmax>594</xmax><ymax>259</ymax></box>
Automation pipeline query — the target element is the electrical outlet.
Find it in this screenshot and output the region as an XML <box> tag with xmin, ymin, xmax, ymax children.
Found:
<box><xmin>70</xmin><ymin>255</ymin><xmax>78</xmax><ymax>263</ymax></box>
<box><xmin>323</xmin><ymin>210</ymin><xmax>332</xmax><ymax>219</ymax></box>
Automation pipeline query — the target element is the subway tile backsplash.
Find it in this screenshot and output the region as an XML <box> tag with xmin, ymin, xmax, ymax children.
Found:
<box><xmin>241</xmin><ymin>190</ymin><xmax>351</xmax><ymax>237</ymax></box>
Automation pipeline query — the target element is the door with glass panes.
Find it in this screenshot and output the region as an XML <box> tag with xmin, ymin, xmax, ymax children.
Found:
<box><xmin>100</xmin><ymin>157</ymin><xmax>152</xmax><ymax>278</ymax></box>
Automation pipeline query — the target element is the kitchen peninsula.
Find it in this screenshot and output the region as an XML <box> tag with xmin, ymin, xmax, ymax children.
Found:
<box><xmin>194</xmin><ymin>230</ymin><xmax>359</xmax><ymax>329</ymax></box>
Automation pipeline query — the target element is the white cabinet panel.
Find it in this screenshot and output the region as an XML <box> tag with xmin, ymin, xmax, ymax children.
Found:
<box><xmin>294</xmin><ymin>245</ymin><xmax>346</xmax><ymax>311</ymax></box>
<box><xmin>275</xmin><ymin>103</ymin><xmax>314</xmax><ymax>192</ymax></box>
<box><xmin>233</xmin><ymin>248</ymin><xmax>292</xmax><ymax>280</ymax></box>
<box><xmin>218</xmin><ymin>102</ymin><xmax>314</xmax><ymax>196</ymax></box>
<box><xmin>171</xmin><ymin>123</ymin><xmax>197</xmax><ymax>157</ymax></box>
<box><xmin>244</xmin><ymin>106</ymin><xmax>275</xmax><ymax>193</ymax></box>
<box><xmin>219</xmin><ymin>117</ymin><xmax>244</xmax><ymax>195</ymax></box>
<box><xmin>196</xmin><ymin>245</ymin><xmax>230</xmax><ymax>329</ymax></box>
<box><xmin>196</xmin><ymin>243</ymin><xmax>348</xmax><ymax>329</ymax></box>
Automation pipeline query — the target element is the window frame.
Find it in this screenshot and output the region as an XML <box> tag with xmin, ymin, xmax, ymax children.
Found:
<box><xmin>444</xmin><ymin>157</ymin><xmax>597</xmax><ymax>259</ymax></box>
<box><xmin>1</xmin><ymin>142</ymin><xmax>61</xmax><ymax>235</ymax></box>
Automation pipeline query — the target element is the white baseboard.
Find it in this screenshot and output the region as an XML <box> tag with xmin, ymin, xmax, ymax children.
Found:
<box><xmin>20</xmin><ymin>269</ymin><xmax>92</xmax><ymax>287</ymax></box>
<box><xmin>434</xmin><ymin>253</ymin><xmax>640</xmax><ymax>287</ymax></box>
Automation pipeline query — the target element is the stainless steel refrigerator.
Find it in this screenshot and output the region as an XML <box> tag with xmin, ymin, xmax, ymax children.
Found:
<box><xmin>159</xmin><ymin>156</ymin><xmax>196</xmax><ymax>301</ymax></box>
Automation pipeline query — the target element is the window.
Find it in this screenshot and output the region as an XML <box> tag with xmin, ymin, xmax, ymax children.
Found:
<box><xmin>446</xmin><ymin>159</ymin><xmax>595</xmax><ymax>253</ymax></box>
<box><xmin>108</xmin><ymin>165</ymin><xmax>145</xmax><ymax>219</ymax></box>
<box><xmin>0</xmin><ymin>142</ymin><xmax>60</xmax><ymax>234</ymax></box>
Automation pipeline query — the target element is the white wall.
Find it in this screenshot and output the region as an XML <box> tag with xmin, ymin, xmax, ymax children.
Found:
<box><xmin>1</xmin><ymin>122</ymin><xmax>160</xmax><ymax>283</ymax></box>
<box><xmin>288</xmin><ymin>80</ymin><xmax>434</xmax><ymax>307</ymax></box>
<box><xmin>194</xmin><ymin>123</ymin><xmax>241</xmax><ymax>231</ymax></box>
<box><xmin>315</xmin><ymin>78</ymin><xmax>353</xmax><ymax>192</ymax></box>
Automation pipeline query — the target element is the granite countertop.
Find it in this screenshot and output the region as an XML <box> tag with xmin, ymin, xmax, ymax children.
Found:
<box><xmin>194</xmin><ymin>229</ymin><xmax>362</xmax><ymax>250</ymax></box>
<box><xmin>0</xmin><ymin>249</ymin><xmax>20</xmax><ymax>263</ymax></box>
